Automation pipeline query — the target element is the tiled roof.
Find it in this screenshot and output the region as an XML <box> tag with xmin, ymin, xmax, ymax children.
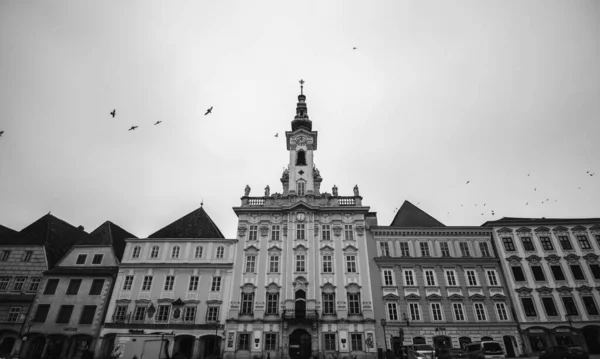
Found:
<box><xmin>148</xmin><ymin>206</ymin><xmax>225</xmax><ymax>239</ymax></box>
<box><xmin>0</xmin><ymin>224</ymin><xmax>22</xmax><ymax>245</ymax></box>
<box><xmin>482</xmin><ymin>217</ymin><xmax>600</xmax><ymax>227</ymax></box>
<box><xmin>87</xmin><ymin>221</ymin><xmax>138</xmax><ymax>261</ymax></box>
<box><xmin>390</xmin><ymin>200</ymin><xmax>445</xmax><ymax>227</ymax></box>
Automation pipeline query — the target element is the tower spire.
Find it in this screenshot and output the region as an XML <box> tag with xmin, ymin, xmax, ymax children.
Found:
<box><xmin>292</xmin><ymin>79</ymin><xmax>312</xmax><ymax>130</ymax></box>
<box><xmin>300</xmin><ymin>79</ymin><xmax>304</xmax><ymax>95</ymax></box>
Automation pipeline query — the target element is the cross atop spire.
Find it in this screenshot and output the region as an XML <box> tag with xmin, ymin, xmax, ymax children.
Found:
<box><xmin>299</xmin><ymin>79</ymin><xmax>304</xmax><ymax>95</ymax></box>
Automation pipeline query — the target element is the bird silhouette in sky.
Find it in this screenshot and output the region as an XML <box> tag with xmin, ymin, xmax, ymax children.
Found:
<box><xmin>534</xmin><ymin>188</ymin><xmax>537</xmax><ymax>191</ymax></box>
<box><xmin>527</xmin><ymin>173</ymin><xmax>530</xmax><ymax>176</ymax></box>
<box><xmin>526</xmin><ymin>202</ymin><xmax>529</xmax><ymax>205</ymax></box>
<box><xmin>274</xmin><ymin>133</ymin><xmax>278</xmax><ymax>137</ymax></box>
<box><xmin>110</xmin><ymin>109</ymin><xmax>116</xmax><ymax>118</ymax></box>
<box><xmin>466</xmin><ymin>181</ymin><xmax>470</xmax><ymax>184</ymax></box>
<box><xmin>128</xmin><ymin>126</ymin><xmax>138</xmax><ymax>131</ymax></box>
<box><xmin>154</xmin><ymin>121</ymin><xmax>162</xmax><ymax>125</ymax></box>
<box><xmin>353</xmin><ymin>47</ymin><xmax>357</xmax><ymax>50</ymax></box>
<box><xmin>591</xmin><ymin>173</ymin><xmax>595</xmax><ymax>176</ymax></box>
<box><xmin>0</xmin><ymin>131</ymin><xmax>4</xmax><ymax>137</ymax></box>
<box><xmin>205</xmin><ymin>106</ymin><xmax>213</xmax><ymax>115</ymax></box>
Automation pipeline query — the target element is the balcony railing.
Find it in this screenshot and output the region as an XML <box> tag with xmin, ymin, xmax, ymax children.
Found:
<box><xmin>282</xmin><ymin>309</ymin><xmax>319</xmax><ymax>323</ymax></box>
<box><xmin>338</xmin><ymin>197</ymin><xmax>355</xmax><ymax>206</ymax></box>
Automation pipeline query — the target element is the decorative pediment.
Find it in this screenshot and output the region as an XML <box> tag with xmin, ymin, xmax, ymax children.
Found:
<box><xmin>426</xmin><ymin>293</ymin><xmax>443</xmax><ymax>301</ymax></box>
<box><xmin>535</xmin><ymin>226</ymin><xmax>551</xmax><ymax>233</ymax></box>
<box><xmin>321</xmin><ymin>282</ymin><xmax>336</xmax><ymax>293</ymax></box>
<box><xmin>260</xmin><ymin>225</ymin><xmax>270</xmax><ymax>236</ymax></box>
<box><xmin>345</xmin><ymin>283</ymin><xmax>361</xmax><ymax>293</ymax></box>
<box><xmin>404</xmin><ymin>293</ymin><xmax>421</xmax><ymax>300</ymax></box>
<box><xmin>267</xmin><ymin>245</ymin><xmax>282</xmax><ymax>253</ymax></box>
<box><xmin>535</xmin><ymin>286</ymin><xmax>554</xmax><ymax>295</ymax></box>
<box><xmin>332</xmin><ymin>226</ymin><xmax>342</xmax><ymax>236</ymax></box>
<box><xmin>241</xmin><ymin>283</ymin><xmax>257</xmax><ymax>293</ymax></box>
<box><xmin>525</xmin><ymin>255</ymin><xmax>542</xmax><ymax>263</ymax></box>
<box><xmin>469</xmin><ymin>293</ymin><xmax>486</xmax><ymax>301</ymax></box>
<box><xmin>556</xmin><ymin>286</ymin><xmax>573</xmax><ymax>294</ymax></box>
<box><xmin>564</xmin><ymin>253</ymin><xmax>581</xmax><ymax>263</ymax></box>
<box><xmin>355</xmin><ymin>225</ymin><xmax>365</xmax><ymax>236</ymax></box>
<box><xmin>572</xmin><ymin>225</ymin><xmax>588</xmax><ymax>232</ymax></box>
<box><xmin>497</xmin><ymin>227</ymin><xmax>513</xmax><ymax>234</ymax></box>
<box><xmin>490</xmin><ymin>293</ymin><xmax>507</xmax><ymax>300</ymax></box>
<box><xmin>544</xmin><ymin>254</ymin><xmax>561</xmax><ymax>264</ymax></box>
<box><xmin>157</xmin><ymin>298</ymin><xmax>174</xmax><ymax>303</ymax></box>
<box><xmin>293</xmin><ymin>277</ymin><xmax>308</xmax><ymax>290</ymax></box>
<box><xmin>320</xmin><ymin>245</ymin><xmax>335</xmax><ymax>252</ymax></box>
<box><xmin>516</xmin><ymin>227</ymin><xmax>532</xmax><ymax>233</ymax></box>
<box><xmin>172</xmin><ymin>298</ymin><xmax>185</xmax><ymax>306</ymax></box>
<box><xmin>583</xmin><ymin>253</ymin><xmax>599</xmax><ymax>263</ymax></box>
<box><xmin>383</xmin><ymin>293</ymin><xmax>401</xmax><ymax>300</ymax></box>
<box><xmin>320</xmin><ymin>213</ymin><xmax>331</xmax><ymax>223</ymax></box>
<box><xmin>576</xmin><ymin>285</ymin><xmax>593</xmax><ymax>294</ymax></box>
<box><xmin>244</xmin><ymin>245</ymin><xmax>260</xmax><ymax>252</ymax></box>
<box><xmin>448</xmin><ymin>293</ymin><xmax>464</xmax><ymax>300</ymax></box>
<box><xmin>553</xmin><ymin>226</ymin><xmax>569</xmax><ymax>233</ymax></box>
<box><xmin>116</xmin><ymin>299</ymin><xmax>132</xmax><ymax>304</ymax></box>
<box><xmin>515</xmin><ymin>287</ymin><xmax>533</xmax><ymax>296</ymax></box>
<box><xmin>294</xmin><ymin>244</ymin><xmax>308</xmax><ymax>251</ymax></box>
<box><xmin>205</xmin><ymin>299</ymin><xmax>223</xmax><ymax>305</ymax></box>
<box><xmin>135</xmin><ymin>298</ymin><xmax>151</xmax><ymax>304</ymax></box>
<box><xmin>506</xmin><ymin>255</ymin><xmax>523</xmax><ymax>265</ymax></box>
<box><xmin>237</xmin><ymin>226</ymin><xmax>247</xmax><ymax>237</ymax></box>
<box><xmin>343</xmin><ymin>244</ymin><xmax>359</xmax><ymax>252</ymax></box>
<box><xmin>265</xmin><ymin>282</ymin><xmax>281</xmax><ymax>293</ymax></box>
<box><xmin>590</xmin><ymin>224</ymin><xmax>600</xmax><ymax>232</ymax></box>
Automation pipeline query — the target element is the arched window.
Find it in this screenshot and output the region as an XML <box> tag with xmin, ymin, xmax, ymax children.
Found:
<box><xmin>481</xmin><ymin>336</ymin><xmax>494</xmax><ymax>342</ymax></box>
<box><xmin>296</xmin><ymin>150</ymin><xmax>306</xmax><ymax>166</ymax></box>
<box><xmin>171</xmin><ymin>246</ymin><xmax>180</xmax><ymax>259</ymax></box>
<box><xmin>413</xmin><ymin>337</ymin><xmax>426</xmax><ymax>345</ymax></box>
<box><xmin>458</xmin><ymin>337</ymin><xmax>471</xmax><ymax>349</ymax></box>
<box><xmin>195</xmin><ymin>246</ymin><xmax>203</xmax><ymax>259</ymax></box>
<box><xmin>132</xmin><ymin>246</ymin><xmax>141</xmax><ymax>259</ymax></box>
<box><xmin>297</xmin><ymin>181</ymin><xmax>306</xmax><ymax>196</ymax></box>
<box><xmin>216</xmin><ymin>246</ymin><xmax>224</xmax><ymax>259</ymax></box>
<box><xmin>150</xmin><ymin>245</ymin><xmax>160</xmax><ymax>258</ymax></box>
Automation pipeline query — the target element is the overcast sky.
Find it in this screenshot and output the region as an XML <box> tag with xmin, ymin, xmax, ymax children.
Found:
<box><xmin>1</xmin><ymin>0</ymin><xmax>599</xmax><ymax>238</ymax></box>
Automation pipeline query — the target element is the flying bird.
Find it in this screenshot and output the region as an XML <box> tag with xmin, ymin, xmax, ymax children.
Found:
<box><xmin>466</xmin><ymin>181</ymin><xmax>470</xmax><ymax>184</ymax></box>
<box><xmin>353</xmin><ymin>47</ymin><xmax>357</xmax><ymax>50</ymax></box>
<box><xmin>205</xmin><ymin>106</ymin><xmax>213</xmax><ymax>115</ymax></box>
<box><xmin>274</xmin><ymin>133</ymin><xmax>278</xmax><ymax>137</ymax></box>
<box><xmin>591</xmin><ymin>173</ymin><xmax>595</xmax><ymax>176</ymax></box>
<box><xmin>527</xmin><ymin>173</ymin><xmax>530</xmax><ymax>176</ymax></box>
<box><xmin>534</xmin><ymin>188</ymin><xmax>537</xmax><ymax>191</ymax></box>
<box><xmin>110</xmin><ymin>109</ymin><xmax>116</xmax><ymax>118</ymax></box>
<box><xmin>526</xmin><ymin>202</ymin><xmax>528</xmax><ymax>205</ymax></box>
<box><xmin>128</xmin><ymin>126</ymin><xmax>138</xmax><ymax>131</ymax></box>
<box><xmin>0</xmin><ymin>131</ymin><xmax>3</xmax><ymax>137</ymax></box>
<box><xmin>154</xmin><ymin>121</ymin><xmax>162</xmax><ymax>125</ymax></box>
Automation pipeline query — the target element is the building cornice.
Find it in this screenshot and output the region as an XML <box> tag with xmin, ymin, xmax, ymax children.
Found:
<box><xmin>119</xmin><ymin>262</ymin><xmax>234</xmax><ymax>269</ymax></box>
<box><xmin>374</xmin><ymin>257</ymin><xmax>500</xmax><ymax>265</ymax></box>
<box><xmin>371</xmin><ymin>227</ymin><xmax>491</xmax><ymax>237</ymax></box>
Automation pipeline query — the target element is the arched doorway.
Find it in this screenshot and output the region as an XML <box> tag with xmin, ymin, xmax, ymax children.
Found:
<box><xmin>289</xmin><ymin>329</ymin><xmax>311</xmax><ymax>359</ymax></box>
<box><xmin>413</xmin><ymin>337</ymin><xmax>426</xmax><ymax>345</ymax></box>
<box><xmin>175</xmin><ymin>335</ymin><xmax>195</xmax><ymax>359</ymax></box>
<box><xmin>46</xmin><ymin>335</ymin><xmax>68</xmax><ymax>359</ymax></box>
<box><xmin>458</xmin><ymin>337</ymin><xmax>471</xmax><ymax>350</ymax></box>
<box><xmin>0</xmin><ymin>337</ymin><xmax>16</xmax><ymax>357</ymax></box>
<box><xmin>503</xmin><ymin>336</ymin><xmax>516</xmax><ymax>357</ymax></box>
<box><xmin>583</xmin><ymin>326</ymin><xmax>600</xmax><ymax>354</ymax></box>
<box><xmin>70</xmin><ymin>335</ymin><xmax>93</xmax><ymax>359</ymax></box>
<box><xmin>295</xmin><ymin>290</ymin><xmax>306</xmax><ymax>318</ymax></box>
<box><xmin>433</xmin><ymin>336</ymin><xmax>451</xmax><ymax>349</ymax></box>
<box><xmin>202</xmin><ymin>335</ymin><xmax>221</xmax><ymax>359</ymax></box>
<box><xmin>100</xmin><ymin>334</ymin><xmax>116</xmax><ymax>359</ymax></box>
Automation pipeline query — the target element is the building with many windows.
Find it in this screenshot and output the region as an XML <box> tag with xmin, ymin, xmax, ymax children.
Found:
<box><xmin>99</xmin><ymin>206</ymin><xmax>236</xmax><ymax>359</ymax></box>
<box><xmin>483</xmin><ymin>217</ymin><xmax>600</xmax><ymax>355</ymax></box>
<box><xmin>369</xmin><ymin>201</ymin><xmax>521</xmax><ymax>357</ymax></box>
<box><xmin>224</xmin><ymin>85</ymin><xmax>377</xmax><ymax>359</ymax></box>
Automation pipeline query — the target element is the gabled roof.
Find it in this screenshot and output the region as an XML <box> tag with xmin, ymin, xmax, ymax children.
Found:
<box><xmin>85</xmin><ymin>221</ymin><xmax>138</xmax><ymax>261</ymax></box>
<box><xmin>390</xmin><ymin>201</ymin><xmax>445</xmax><ymax>227</ymax></box>
<box><xmin>148</xmin><ymin>206</ymin><xmax>225</xmax><ymax>239</ymax></box>
<box><xmin>0</xmin><ymin>224</ymin><xmax>23</xmax><ymax>245</ymax></box>
<box><xmin>19</xmin><ymin>214</ymin><xmax>91</xmax><ymax>268</ymax></box>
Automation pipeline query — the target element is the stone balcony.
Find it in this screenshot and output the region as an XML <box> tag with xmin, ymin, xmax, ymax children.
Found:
<box><xmin>240</xmin><ymin>195</ymin><xmax>362</xmax><ymax>207</ymax></box>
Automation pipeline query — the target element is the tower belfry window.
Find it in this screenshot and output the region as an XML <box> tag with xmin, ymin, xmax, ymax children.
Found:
<box><xmin>296</xmin><ymin>150</ymin><xmax>306</xmax><ymax>166</ymax></box>
<box><xmin>297</xmin><ymin>181</ymin><xmax>305</xmax><ymax>196</ymax></box>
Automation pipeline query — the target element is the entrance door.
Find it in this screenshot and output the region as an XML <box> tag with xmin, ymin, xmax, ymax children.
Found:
<box><xmin>583</xmin><ymin>327</ymin><xmax>600</xmax><ymax>354</ymax></box>
<box><xmin>503</xmin><ymin>336</ymin><xmax>516</xmax><ymax>358</ymax></box>
<box><xmin>177</xmin><ymin>336</ymin><xmax>194</xmax><ymax>359</ymax></box>
<box><xmin>289</xmin><ymin>329</ymin><xmax>312</xmax><ymax>359</ymax></box>
<box><xmin>295</xmin><ymin>290</ymin><xmax>306</xmax><ymax>319</ymax></box>
<box><xmin>392</xmin><ymin>337</ymin><xmax>403</xmax><ymax>358</ymax></box>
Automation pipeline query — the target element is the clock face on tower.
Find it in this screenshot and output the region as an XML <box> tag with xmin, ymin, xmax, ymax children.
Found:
<box><xmin>297</xmin><ymin>213</ymin><xmax>305</xmax><ymax>222</ymax></box>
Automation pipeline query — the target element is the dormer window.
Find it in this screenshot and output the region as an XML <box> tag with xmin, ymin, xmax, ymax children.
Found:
<box><xmin>171</xmin><ymin>246</ymin><xmax>180</xmax><ymax>259</ymax></box>
<box><xmin>296</xmin><ymin>150</ymin><xmax>307</xmax><ymax>166</ymax></box>
<box><xmin>297</xmin><ymin>181</ymin><xmax>305</xmax><ymax>196</ymax></box>
<box><xmin>132</xmin><ymin>246</ymin><xmax>141</xmax><ymax>259</ymax></box>
<box><xmin>150</xmin><ymin>246</ymin><xmax>160</xmax><ymax>259</ymax></box>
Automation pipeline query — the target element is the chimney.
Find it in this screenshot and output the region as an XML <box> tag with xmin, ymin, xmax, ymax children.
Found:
<box><xmin>77</xmin><ymin>225</ymin><xmax>85</xmax><ymax>231</ymax></box>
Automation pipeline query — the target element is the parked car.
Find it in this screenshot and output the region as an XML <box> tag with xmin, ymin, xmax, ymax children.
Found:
<box><xmin>437</xmin><ymin>348</ymin><xmax>468</xmax><ymax>359</ymax></box>
<box><xmin>406</xmin><ymin>344</ymin><xmax>436</xmax><ymax>359</ymax></box>
<box><xmin>539</xmin><ymin>346</ymin><xmax>589</xmax><ymax>359</ymax></box>
<box><xmin>464</xmin><ymin>341</ymin><xmax>505</xmax><ymax>359</ymax></box>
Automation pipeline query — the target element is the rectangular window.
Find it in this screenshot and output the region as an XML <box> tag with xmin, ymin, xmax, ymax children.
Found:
<box><xmin>238</xmin><ymin>333</ymin><xmax>250</xmax><ymax>351</ymax></box>
<box><xmin>44</xmin><ymin>279</ymin><xmax>59</xmax><ymax>295</ymax></box>
<box><xmin>512</xmin><ymin>266</ymin><xmax>526</xmax><ymax>282</ymax></box>
<box><xmin>474</xmin><ymin>302</ymin><xmax>487</xmax><ymax>321</ymax></box>
<box><xmin>89</xmin><ymin>279</ymin><xmax>105</xmax><ymax>295</ymax></box>
<box><xmin>540</xmin><ymin>236</ymin><xmax>554</xmax><ymax>250</ymax></box>
<box><xmin>12</xmin><ymin>277</ymin><xmax>26</xmax><ymax>291</ymax></box>
<box><xmin>56</xmin><ymin>305</ymin><xmax>74</xmax><ymax>323</ymax></box>
<box><xmin>577</xmin><ymin>235</ymin><xmax>592</xmax><ymax>249</ymax></box>
<box><xmin>164</xmin><ymin>275</ymin><xmax>175</xmax><ymax>291</ymax></box>
<box><xmin>380</xmin><ymin>242</ymin><xmax>391</xmax><ymax>256</ymax></box>
<box><xmin>559</xmin><ymin>236</ymin><xmax>573</xmax><ymax>250</ymax></box>
<box><xmin>459</xmin><ymin>242</ymin><xmax>471</xmax><ymax>257</ymax></box>
<box><xmin>387</xmin><ymin>302</ymin><xmax>399</xmax><ymax>320</ymax></box>
<box><xmin>453</xmin><ymin>303</ymin><xmax>465</xmax><ymax>321</ymax></box>
<box><xmin>439</xmin><ymin>242</ymin><xmax>450</xmax><ymax>257</ymax></box>
<box><xmin>399</xmin><ymin>242</ymin><xmax>410</xmax><ymax>257</ymax></box>
<box><xmin>344</xmin><ymin>225</ymin><xmax>354</xmax><ymax>241</ymax></box>
<box><xmin>425</xmin><ymin>270</ymin><xmax>436</xmax><ymax>286</ymax></box>
<box><xmin>322</xmin><ymin>255</ymin><xmax>333</xmax><ymax>273</ymax></box>
<box><xmin>323</xmin><ymin>293</ymin><xmax>335</xmax><ymax>315</ymax></box>
<box><xmin>570</xmin><ymin>265</ymin><xmax>586</xmax><ymax>280</ymax></box>
<box><xmin>431</xmin><ymin>303</ymin><xmax>443</xmax><ymax>321</ymax></box>
<box><xmin>151</xmin><ymin>246</ymin><xmax>160</xmax><ymax>258</ymax></box>
<box><xmin>155</xmin><ymin>305</ymin><xmax>170</xmax><ymax>322</ymax></box>
<box><xmin>486</xmin><ymin>270</ymin><xmax>499</xmax><ymax>286</ymax></box>
<box><xmin>446</xmin><ymin>270</ymin><xmax>458</xmax><ymax>286</ymax></box>
<box><xmin>141</xmin><ymin>276</ymin><xmax>153</xmax><ymax>291</ymax></box>
<box><xmin>324</xmin><ymin>333</ymin><xmax>336</xmax><ymax>351</ymax></box>
<box><xmin>404</xmin><ymin>270</ymin><xmax>415</xmax><ymax>286</ymax></box>
<box><xmin>33</xmin><ymin>304</ymin><xmax>51</xmax><ymax>322</ymax></box>
<box><xmin>521</xmin><ymin>297</ymin><xmax>537</xmax><ymax>317</ymax></box>
<box><xmin>184</xmin><ymin>307</ymin><xmax>197</xmax><ymax>322</ymax></box>
<box><xmin>589</xmin><ymin>264</ymin><xmax>600</xmax><ymax>280</ymax></box>
<box><xmin>479</xmin><ymin>242</ymin><xmax>491</xmax><ymax>257</ymax></box>
<box><xmin>1</xmin><ymin>251</ymin><xmax>11</xmax><ymax>261</ymax></box>
<box><xmin>420</xmin><ymin>242</ymin><xmax>430</xmax><ymax>256</ymax></box>
<box><xmin>531</xmin><ymin>266</ymin><xmax>546</xmax><ymax>281</ymax></box>
<box><xmin>562</xmin><ymin>296</ymin><xmax>579</xmax><ymax>316</ymax></box>
<box><xmin>322</xmin><ymin>225</ymin><xmax>331</xmax><ymax>240</ymax></box>
<box><xmin>503</xmin><ymin>237</ymin><xmax>516</xmax><ymax>251</ymax></box>
<box><xmin>92</xmin><ymin>254</ymin><xmax>103</xmax><ymax>264</ymax></box>
<box><xmin>188</xmin><ymin>276</ymin><xmax>199</xmax><ymax>291</ymax></box>
<box><xmin>245</xmin><ymin>255</ymin><xmax>256</xmax><ymax>273</ymax></box>
<box><xmin>22</xmin><ymin>251</ymin><xmax>33</xmax><ymax>262</ymax></box>
<box><xmin>297</xmin><ymin>181</ymin><xmax>305</xmax><ymax>196</ymax></box>
<box><xmin>297</xmin><ymin>224</ymin><xmax>306</xmax><ymax>240</ymax></box>
<box><xmin>66</xmin><ymin>279</ymin><xmax>82</xmax><ymax>295</ymax></box>
<box><xmin>211</xmin><ymin>277</ymin><xmax>222</xmax><ymax>292</ymax></box>
<box><xmin>265</xmin><ymin>333</ymin><xmax>277</xmax><ymax>351</ymax></box>
<box><xmin>296</xmin><ymin>254</ymin><xmax>306</xmax><ymax>272</ymax></box>
<box><xmin>496</xmin><ymin>302</ymin><xmax>509</xmax><ymax>321</ymax></box>
<box><xmin>521</xmin><ymin>237</ymin><xmax>535</xmax><ymax>251</ymax></box>
<box><xmin>266</xmin><ymin>293</ymin><xmax>279</xmax><ymax>315</ymax></box>
<box><xmin>466</xmin><ymin>270</ymin><xmax>478</xmax><ymax>286</ymax></box>
<box><xmin>542</xmin><ymin>297</ymin><xmax>558</xmax><ymax>316</ymax></box>
<box><xmin>383</xmin><ymin>269</ymin><xmax>394</xmax><ymax>286</ymax></box>
<box><xmin>249</xmin><ymin>225</ymin><xmax>258</xmax><ymax>241</ymax></box>
<box><xmin>240</xmin><ymin>293</ymin><xmax>254</xmax><ymax>315</ymax></box>
<box><xmin>346</xmin><ymin>255</ymin><xmax>357</xmax><ymax>273</ymax></box>
<box><xmin>113</xmin><ymin>305</ymin><xmax>127</xmax><ymax>321</ymax></box>
<box><xmin>551</xmin><ymin>265</ymin><xmax>566</xmax><ymax>281</ymax></box>
<box><xmin>122</xmin><ymin>275</ymin><xmax>134</xmax><ymax>291</ymax></box>
<box><xmin>582</xmin><ymin>296</ymin><xmax>599</xmax><ymax>316</ymax></box>
<box><xmin>6</xmin><ymin>307</ymin><xmax>21</xmax><ymax>322</ymax></box>
<box><xmin>348</xmin><ymin>293</ymin><xmax>361</xmax><ymax>315</ymax></box>
<box><xmin>271</xmin><ymin>225</ymin><xmax>280</xmax><ymax>241</ymax></box>
<box><xmin>409</xmin><ymin>302</ymin><xmax>421</xmax><ymax>321</ymax></box>
<box><xmin>269</xmin><ymin>255</ymin><xmax>280</xmax><ymax>273</ymax></box>
<box><xmin>79</xmin><ymin>305</ymin><xmax>97</xmax><ymax>324</ymax></box>
<box><xmin>28</xmin><ymin>277</ymin><xmax>42</xmax><ymax>292</ymax></box>
<box><xmin>133</xmin><ymin>306</ymin><xmax>147</xmax><ymax>322</ymax></box>
<box><xmin>351</xmin><ymin>333</ymin><xmax>363</xmax><ymax>351</ymax></box>
<box><xmin>0</xmin><ymin>277</ymin><xmax>11</xmax><ymax>291</ymax></box>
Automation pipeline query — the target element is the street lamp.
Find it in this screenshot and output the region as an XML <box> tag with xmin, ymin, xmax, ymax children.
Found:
<box><xmin>380</xmin><ymin>319</ymin><xmax>388</xmax><ymax>353</ymax></box>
